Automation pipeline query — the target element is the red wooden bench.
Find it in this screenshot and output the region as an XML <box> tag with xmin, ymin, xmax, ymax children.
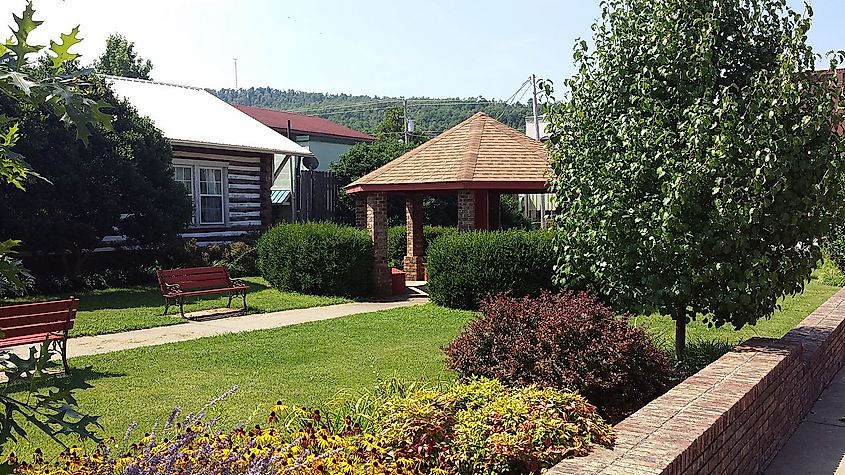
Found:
<box><xmin>156</xmin><ymin>266</ymin><xmax>249</xmax><ymax>318</ymax></box>
<box><xmin>0</xmin><ymin>298</ymin><xmax>78</xmax><ymax>373</ymax></box>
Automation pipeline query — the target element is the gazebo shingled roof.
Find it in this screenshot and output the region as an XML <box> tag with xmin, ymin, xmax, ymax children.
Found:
<box><xmin>345</xmin><ymin>112</ymin><xmax>551</xmax><ymax>194</ymax></box>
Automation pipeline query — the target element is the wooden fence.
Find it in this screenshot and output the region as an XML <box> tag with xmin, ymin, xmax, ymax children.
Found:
<box><xmin>297</xmin><ymin>170</ymin><xmax>340</xmax><ymax>222</ymax></box>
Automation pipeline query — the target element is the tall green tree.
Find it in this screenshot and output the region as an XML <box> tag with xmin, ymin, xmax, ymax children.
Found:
<box><xmin>0</xmin><ymin>1</ymin><xmax>112</xmax><ymax>459</ymax></box>
<box><xmin>331</xmin><ymin>138</ymin><xmax>415</xmax><ymax>224</ymax></box>
<box><xmin>373</xmin><ymin>106</ymin><xmax>405</xmax><ymax>140</ymax></box>
<box><xmin>0</xmin><ymin>78</ymin><xmax>191</xmax><ymax>276</ymax></box>
<box><xmin>0</xmin><ymin>2</ymin><xmax>111</xmax><ymax>288</ymax></box>
<box><xmin>93</xmin><ymin>33</ymin><xmax>153</xmax><ymax>79</ymax></box>
<box><xmin>547</xmin><ymin>0</ymin><xmax>845</xmax><ymax>360</ymax></box>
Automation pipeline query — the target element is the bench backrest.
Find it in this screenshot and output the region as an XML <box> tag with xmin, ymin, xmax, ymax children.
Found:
<box><xmin>0</xmin><ymin>298</ymin><xmax>78</xmax><ymax>344</ymax></box>
<box><xmin>156</xmin><ymin>266</ymin><xmax>233</xmax><ymax>292</ymax></box>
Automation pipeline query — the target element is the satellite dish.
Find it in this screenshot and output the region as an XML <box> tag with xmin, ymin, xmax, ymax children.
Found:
<box><xmin>302</xmin><ymin>156</ymin><xmax>319</xmax><ymax>170</ymax></box>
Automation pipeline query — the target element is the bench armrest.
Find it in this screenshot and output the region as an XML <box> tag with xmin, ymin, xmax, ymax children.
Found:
<box><xmin>164</xmin><ymin>283</ymin><xmax>183</xmax><ymax>294</ymax></box>
<box><xmin>231</xmin><ymin>279</ymin><xmax>248</xmax><ymax>288</ymax></box>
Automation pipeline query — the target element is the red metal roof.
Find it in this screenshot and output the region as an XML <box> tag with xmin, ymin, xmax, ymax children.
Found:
<box><xmin>234</xmin><ymin>104</ymin><xmax>375</xmax><ymax>142</ymax></box>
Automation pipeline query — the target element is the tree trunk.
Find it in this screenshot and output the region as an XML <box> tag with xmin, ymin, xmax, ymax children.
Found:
<box><xmin>672</xmin><ymin>307</ymin><xmax>687</xmax><ymax>362</ymax></box>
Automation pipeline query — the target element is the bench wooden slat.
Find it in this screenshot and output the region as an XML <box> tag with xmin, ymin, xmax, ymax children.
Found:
<box><xmin>1</xmin><ymin>321</ymin><xmax>70</xmax><ymax>340</ymax></box>
<box><xmin>0</xmin><ymin>333</ymin><xmax>63</xmax><ymax>347</ymax></box>
<box><xmin>0</xmin><ymin>300</ymin><xmax>77</xmax><ymax>318</ymax></box>
<box><xmin>165</xmin><ymin>278</ymin><xmax>233</xmax><ymax>290</ymax></box>
<box><xmin>158</xmin><ymin>266</ymin><xmax>227</xmax><ymax>278</ymax></box>
<box><xmin>0</xmin><ymin>310</ymin><xmax>77</xmax><ymax>329</ymax></box>
<box><xmin>160</xmin><ymin>272</ymin><xmax>227</xmax><ymax>283</ymax></box>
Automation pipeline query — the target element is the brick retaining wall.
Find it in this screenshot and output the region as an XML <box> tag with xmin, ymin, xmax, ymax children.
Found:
<box><xmin>550</xmin><ymin>288</ymin><xmax>845</xmax><ymax>475</ymax></box>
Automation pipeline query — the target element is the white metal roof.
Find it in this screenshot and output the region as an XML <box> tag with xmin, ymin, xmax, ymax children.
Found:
<box><xmin>105</xmin><ymin>76</ymin><xmax>313</xmax><ymax>156</ymax></box>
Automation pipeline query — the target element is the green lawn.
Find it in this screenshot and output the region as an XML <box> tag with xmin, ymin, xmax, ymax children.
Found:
<box><xmin>635</xmin><ymin>276</ymin><xmax>840</xmax><ymax>346</ymax></box>
<box><xmin>9</xmin><ymin>303</ymin><xmax>475</xmax><ymax>457</ymax></box>
<box><xmin>5</xmin><ymin>276</ymin><xmax>840</xmax><ymax>458</ymax></box>
<box><xmin>634</xmin><ymin>276</ymin><xmax>841</xmax><ymax>374</ymax></box>
<box><xmin>9</xmin><ymin>277</ymin><xmax>349</xmax><ymax>337</ymax></box>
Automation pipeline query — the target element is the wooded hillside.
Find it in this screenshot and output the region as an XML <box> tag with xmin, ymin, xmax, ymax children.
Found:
<box><xmin>211</xmin><ymin>87</ymin><xmax>531</xmax><ymax>138</ymax></box>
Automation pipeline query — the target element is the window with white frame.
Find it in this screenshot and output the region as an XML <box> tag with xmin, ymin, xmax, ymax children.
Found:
<box><xmin>174</xmin><ymin>163</ymin><xmax>227</xmax><ymax>226</ymax></box>
<box><xmin>199</xmin><ymin>168</ymin><xmax>224</xmax><ymax>224</ymax></box>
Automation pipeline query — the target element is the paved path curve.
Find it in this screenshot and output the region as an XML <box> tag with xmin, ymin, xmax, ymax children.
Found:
<box><xmin>6</xmin><ymin>299</ymin><xmax>427</xmax><ymax>360</ymax></box>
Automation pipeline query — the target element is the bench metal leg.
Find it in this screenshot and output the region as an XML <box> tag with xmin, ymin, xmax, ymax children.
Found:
<box><xmin>242</xmin><ymin>291</ymin><xmax>248</xmax><ymax>311</ymax></box>
<box><xmin>178</xmin><ymin>297</ymin><xmax>186</xmax><ymax>319</ymax></box>
<box><xmin>163</xmin><ymin>298</ymin><xmax>171</xmax><ymax>316</ymax></box>
<box><xmin>227</xmin><ymin>293</ymin><xmax>233</xmax><ymax>308</ymax></box>
<box><xmin>60</xmin><ymin>338</ymin><xmax>69</xmax><ymax>374</ymax></box>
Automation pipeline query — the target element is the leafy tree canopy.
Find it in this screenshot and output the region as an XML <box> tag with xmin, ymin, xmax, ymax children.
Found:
<box><xmin>331</xmin><ymin>136</ymin><xmax>415</xmax><ymax>225</ymax></box>
<box><xmin>0</xmin><ymin>1</ymin><xmax>115</xmax><ymax>459</ymax></box>
<box><xmin>0</xmin><ymin>1</ymin><xmax>111</xmax><ymax>290</ymax></box>
<box><xmin>547</xmin><ymin>0</ymin><xmax>845</xmax><ymax>359</ymax></box>
<box><xmin>0</xmin><ymin>77</ymin><xmax>192</xmax><ymax>274</ymax></box>
<box><xmin>331</xmin><ymin>138</ymin><xmax>415</xmax><ymax>187</ymax></box>
<box><xmin>373</xmin><ymin>106</ymin><xmax>406</xmax><ymax>141</ymax></box>
<box><xmin>93</xmin><ymin>33</ymin><xmax>153</xmax><ymax>80</ymax></box>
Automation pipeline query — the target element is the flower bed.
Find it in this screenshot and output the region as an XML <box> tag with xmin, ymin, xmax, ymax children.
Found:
<box><xmin>13</xmin><ymin>379</ymin><xmax>613</xmax><ymax>475</ymax></box>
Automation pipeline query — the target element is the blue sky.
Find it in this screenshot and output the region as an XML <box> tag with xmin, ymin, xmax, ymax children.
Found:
<box><xmin>2</xmin><ymin>1</ymin><xmax>843</xmax><ymax>99</ymax></box>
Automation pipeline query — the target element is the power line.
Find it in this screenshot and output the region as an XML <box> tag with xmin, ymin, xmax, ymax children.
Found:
<box><xmin>287</xmin><ymin>97</ymin><xmax>511</xmax><ymax>114</ymax></box>
<box><xmin>409</xmin><ymin>101</ymin><xmax>497</xmax><ymax>107</ymax></box>
<box><xmin>285</xmin><ymin>100</ymin><xmax>398</xmax><ymax>114</ymax></box>
<box><xmin>312</xmin><ymin>106</ymin><xmax>396</xmax><ymax>116</ymax></box>
<box><xmin>495</xmin><ymin>76</ymin><xmax>532</xmax><ymax>122</ymax></box>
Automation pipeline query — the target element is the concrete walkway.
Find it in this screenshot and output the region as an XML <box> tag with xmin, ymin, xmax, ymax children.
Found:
<box><xmin>5</xmin><ymin>299</ymin><xmax>426</xmax><ymax>359</ymax></box>
<box><xmin>768</xmin><ymin>364</ymin><xmax>845</xmax><ymax>474</ymax></box>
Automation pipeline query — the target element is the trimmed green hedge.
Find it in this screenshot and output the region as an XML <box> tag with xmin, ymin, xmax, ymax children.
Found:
<box><xmin>387</xmin><ymin>225</ymin><xmax>458</xmax><ymax>268</ymax></box>
<box><xmin>257</xmin><ymin>222</ymin><xmax>373</xmax><ymax>297</ymax></box>
<box><xmin>426</xmin><ymin>230</ymin><xmax>557</xmax><ymax>309</ymax></box>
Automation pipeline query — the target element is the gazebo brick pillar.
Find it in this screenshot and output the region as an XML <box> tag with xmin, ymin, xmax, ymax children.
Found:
<box><xmin>404</xmin><ymin>195</ymin><xmax>425</xmax><ymax>281</ymax></box>
<box><xmin>354</xmin><ymin>194</ymin><xmax>367</xmax><ymax>230</ymax></box>
<box><xmin>367</xmin><ymin>192</ymin><xmax>391</xmax><ymax>295</ymax></box>
<box><xmin>457</xmin><ymin>190</ymin><xmax>475</xmax><ymax>231</ymax></box>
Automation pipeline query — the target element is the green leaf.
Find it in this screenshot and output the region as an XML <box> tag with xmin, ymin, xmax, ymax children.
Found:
<box><xmin>48</xmin><ymin>25</ymin><xmax>82</xmax><ymax>73</ymax></box>
<box><xmin>6</xmin><ymin>1</ymin><xmax>44</xmax><ymax>68</ymax></box>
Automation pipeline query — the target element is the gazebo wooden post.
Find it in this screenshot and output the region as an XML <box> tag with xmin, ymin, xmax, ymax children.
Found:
<box><xmin>354</xmin><ymin>194</ymin><xmax>367</xmax><ymax>230</ymax></box>
<box><xmin>457</xmin><ymin>190</ymin><xmax>475</xmax><ymax>231</ymax></box>
<box><xmin>489</xmin><ymin>192</ymin><xmax>501</xmax><ymax>230</ymax></box>
<box><xmin>366</xmin><ymin>192</ymin><xmax>391</xmax><ymax>295</ymax></box>
<box><xmin>404</xmin><ymin>194</ymin><xmax>425</xmax><ymax>281</ymax></box>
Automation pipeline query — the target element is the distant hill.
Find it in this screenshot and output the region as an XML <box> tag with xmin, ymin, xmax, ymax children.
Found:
<box><xmin>210</xmin><ymin>87</ymin><xmax>532</xmax><ymax>139</ymax></box>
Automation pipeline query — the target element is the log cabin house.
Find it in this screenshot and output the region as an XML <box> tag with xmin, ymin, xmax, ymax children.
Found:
<box><xmin>107</xmin><ymin>76</ymin><xmax>314</xmax><ymax>246</ymax></box>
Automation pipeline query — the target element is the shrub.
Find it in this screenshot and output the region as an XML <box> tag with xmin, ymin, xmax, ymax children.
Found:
<box><xmin>15</xmin><ymin>379</ymin><xmax>613</xmax><ymax>475</ymax></box>
<box><xmin>444</xmin><ymin>292</ymin><xmax>676</xmax><ymax>422</ymax></box>
<box><xmin>386</xmin><ymin>225</ymin><xmax>458</xmax><ymax>268</ymax></box>
<box><xmin>819</xmin><ymin>257</ymin><xmax>845</xmax><ymax>287</ymax></box>
<box><xmin>427</xmin><ymin>230</ymin><xmax>556</xmax><ymax>309</ymax></box>
<box><xmin>213</xmin><ymin>241</ymin><xmax>258</xmax><ymax>277</ymax></box>
<box><xmin>824</xmin><ymin>224</ymin><xmax>845</xmax><ymax>270</ymax></box>
<box><xmin>369</xmin><ymin>378</ymin><xmax>613</xmax><ymax>474</ymax></box>
<box><xmin>675</xmin><ymin>338</ymin><xmax>735</xmax><ymax>380</ymax></box>
<box><xmin>257</xmin><ymin>222</ymin><xmax>373</xmax><ymax>297</ymax></box>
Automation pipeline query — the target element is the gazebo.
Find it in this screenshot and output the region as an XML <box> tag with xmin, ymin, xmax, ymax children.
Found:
<box><xmin>345</xmin><ymin>112</ymin><xmax>551</xmax><ymax>294</ymax></box>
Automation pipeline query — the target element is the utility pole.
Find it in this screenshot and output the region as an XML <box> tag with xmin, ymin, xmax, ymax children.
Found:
<box><xmin>403</xmin><ymin>98</ymin><xmax>409</xmax><ymax>144</ymax></box>
<box><xmin>234</xmin><ymin>58</ymin><xmax>238</xmax><ymax>89</ymax></box>
<box><xmin>531</xmin><ymin>74</ymin><xmax>547</xmax><ymax>228</ymax></box>
<box><xmin>531</xmin><ymin>74</ymin><xmax>541</xmax><ymax>140</ymax></box>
